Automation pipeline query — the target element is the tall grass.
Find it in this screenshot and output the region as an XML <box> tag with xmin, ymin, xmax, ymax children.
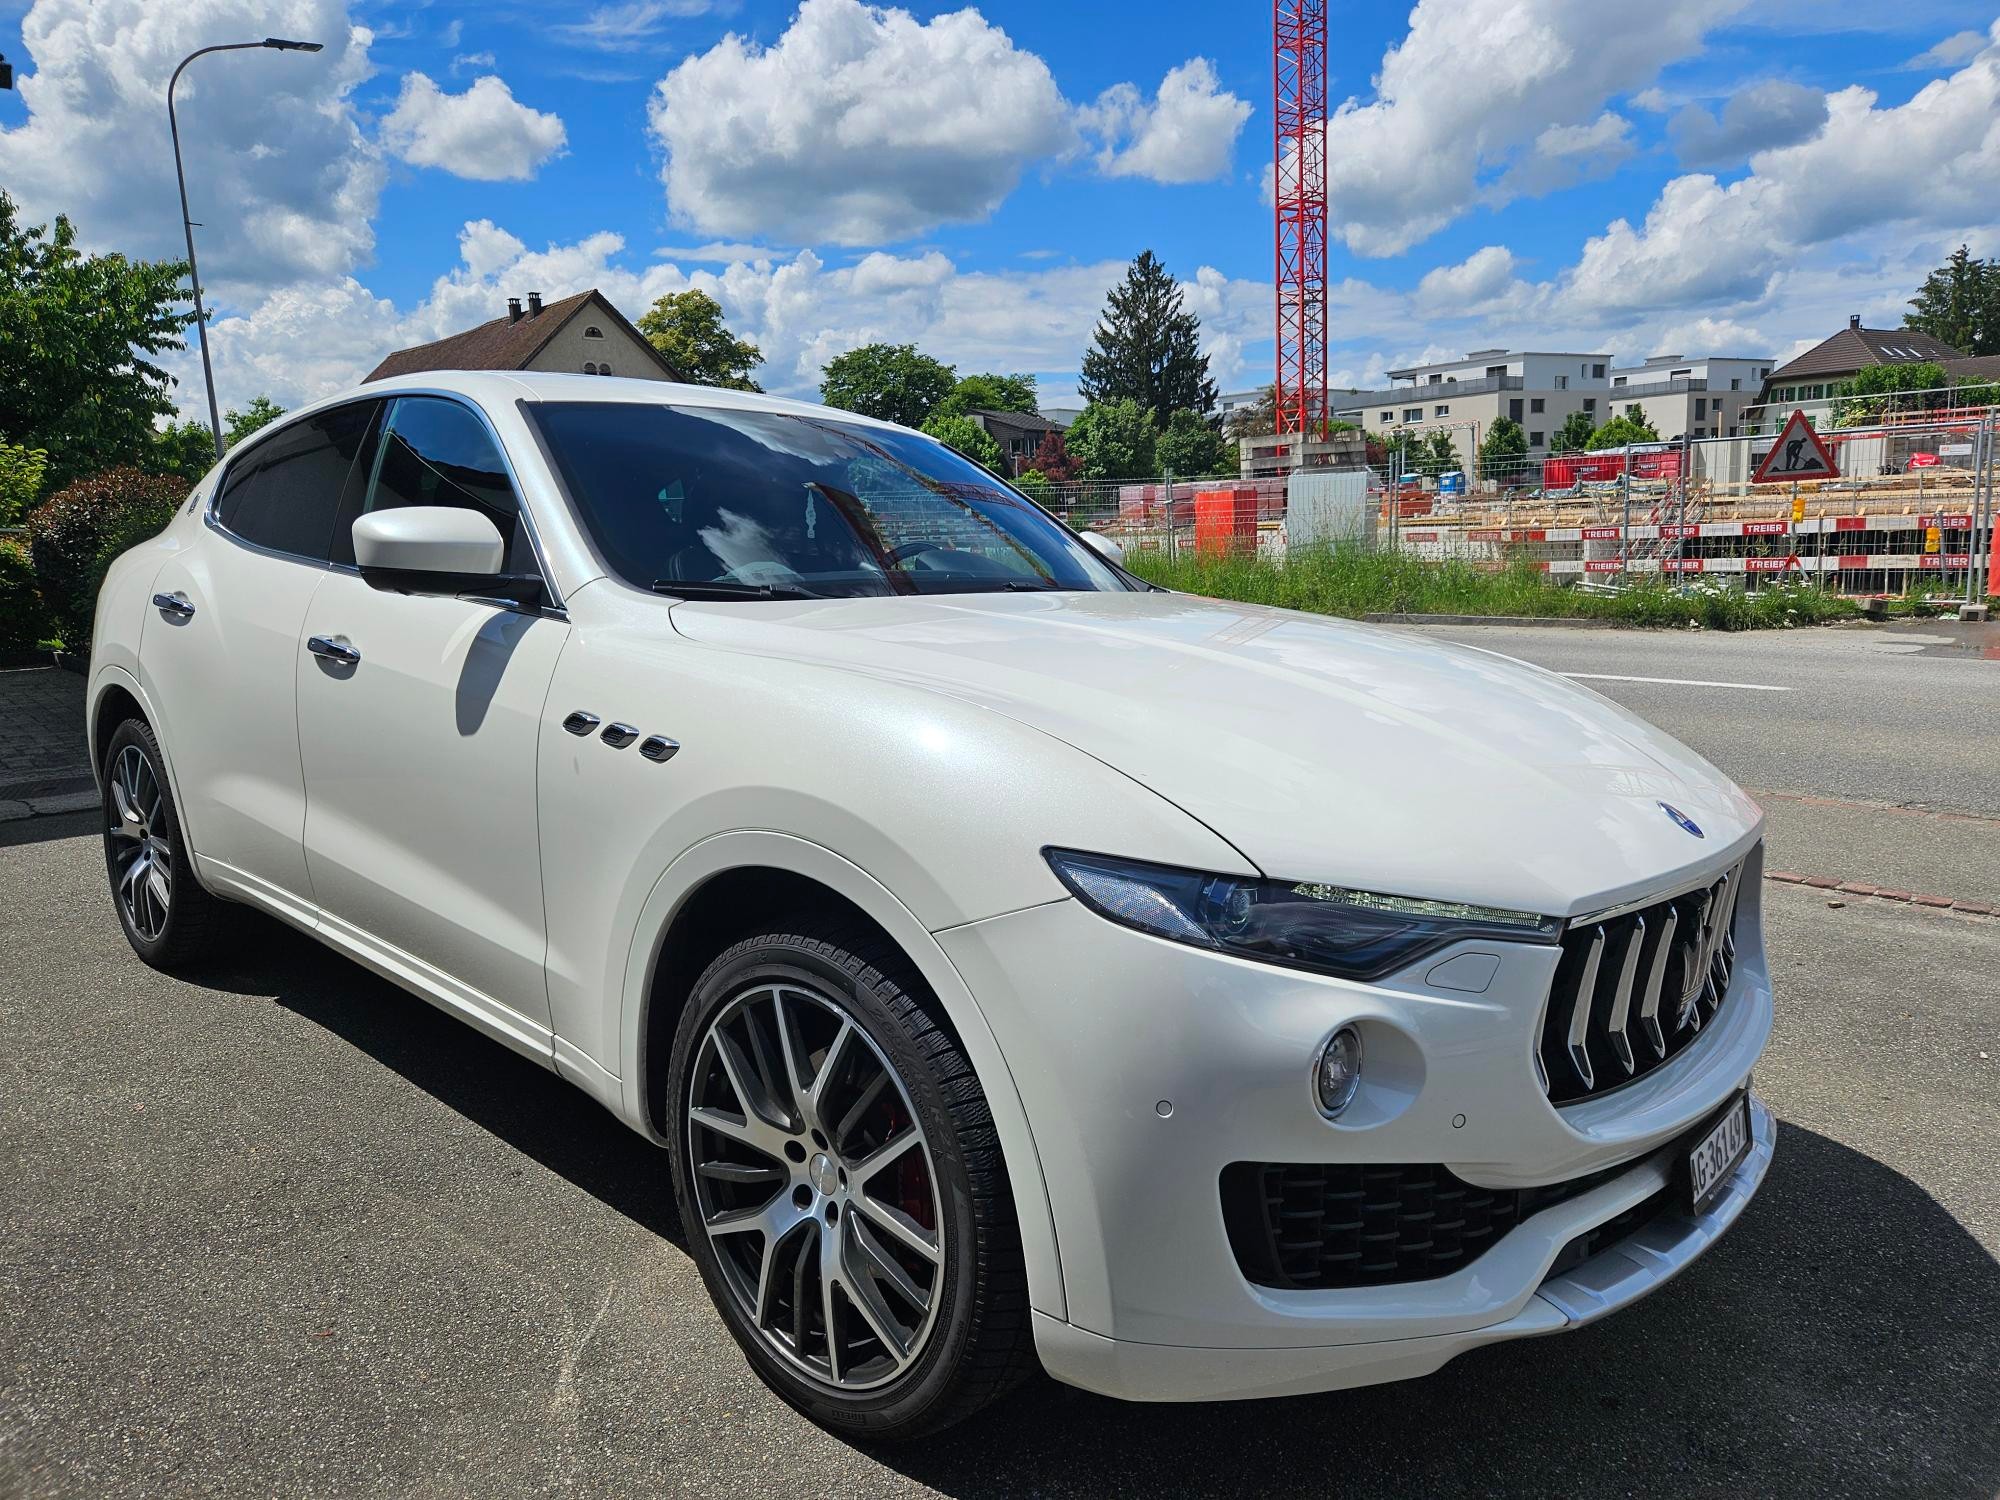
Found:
<box><xmin>1124</xmin><ymin>545</ymin><xmax>1860</xmax><ymax>631</ymax></box>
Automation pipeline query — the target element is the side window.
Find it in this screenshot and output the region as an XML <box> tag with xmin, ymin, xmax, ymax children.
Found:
<box><xmin>212</xmin><ymin>401</ymin><xmax>378</xmax><ymax>562</ymax></box>
<box><xmin>335</xmin><ymin>396</ymin><xmax>534</xmax><ymax>572</ymax></box>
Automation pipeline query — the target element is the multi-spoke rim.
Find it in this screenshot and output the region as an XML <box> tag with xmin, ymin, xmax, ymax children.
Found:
<box><xmin>687</xmin><ymin>982</ymin><xmax>945</xmax><ymax>1392</ymax></box>
<box><xmin>106</xmin><ymin>745</ymin><xmax>171</xmax><ymax>942</ymax></box>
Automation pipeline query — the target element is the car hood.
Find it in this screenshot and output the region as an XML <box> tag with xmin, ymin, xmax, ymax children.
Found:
<box><xmin>668</xmin><ymin>590</ymin><xmax>1762</xmax><ymax>917</ymax></box>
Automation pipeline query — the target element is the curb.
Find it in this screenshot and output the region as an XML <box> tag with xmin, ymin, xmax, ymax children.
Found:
<box><xmin>1363</xmin><ymin>613</ymin><xmax>1621</xmax><ymax>629</ymax></box>
<box><xmin>1766</xmin><ymin>869</ymin><xmax>1996</xmax><ymax>918</ymax></box>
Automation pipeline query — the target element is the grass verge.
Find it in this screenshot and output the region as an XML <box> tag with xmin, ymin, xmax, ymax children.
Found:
<box><xmin>1122</xmin><ymin>546</ymin><xmax>1864</xmax><ymax>630</ymax></box>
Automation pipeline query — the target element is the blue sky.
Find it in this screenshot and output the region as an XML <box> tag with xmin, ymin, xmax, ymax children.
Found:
<box><xmin>2</xmin><ymin>0</ymin><xmax>1997</xmax><ymax>416</ymax></box>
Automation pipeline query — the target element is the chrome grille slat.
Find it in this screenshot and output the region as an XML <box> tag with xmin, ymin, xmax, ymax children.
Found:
<box><xmin>1538</xmin><ymin>857</ymin><xmax>1749</xmax><ymax>1105</ymax></box>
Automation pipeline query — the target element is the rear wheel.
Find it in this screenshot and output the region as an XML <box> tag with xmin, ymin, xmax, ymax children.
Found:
<box><xmin>666</xmin><ymin>924</ymin><xmax>1033</xmax><ymax>1438</ymax></box>
<box><xmin>102</xmin><ymin>718</ymin><xmax>227</xmax><ymax>968</ymax></box>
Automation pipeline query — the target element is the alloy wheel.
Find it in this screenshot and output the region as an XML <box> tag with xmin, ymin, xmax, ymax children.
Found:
<box><xmin>107</xmin><ymin>745</ymin><xmax>172</xmax><ymax>941</ymax></box>
<box><xmin>686</xmin><ymin>982</ymin><xmax>945</xmax><ymax>1392</ymax></box>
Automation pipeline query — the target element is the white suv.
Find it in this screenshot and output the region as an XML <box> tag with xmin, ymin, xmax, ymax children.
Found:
<box><xmin>90</xmin><ymin>373</ymin><xmax>1773</xmax><ymax>1438</ymax></box>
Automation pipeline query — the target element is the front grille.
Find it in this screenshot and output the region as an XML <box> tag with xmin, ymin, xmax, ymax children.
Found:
<box><xmin>1220</xmin><ymin>1159</ymin><xmax>1632</xmax><ymax>1290</ymax></box>
<box><xmin>1537</xmin><ymin>859</ymin><xmax>1746</xmax><ymax>1105</ymax></box>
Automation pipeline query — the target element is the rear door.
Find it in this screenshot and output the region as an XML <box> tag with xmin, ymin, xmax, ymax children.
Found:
<box><xmin>141</xmin><ymin>400</ymin><xmax>378</xmax><ymax>908</ymax></box>
<box><xmin>296</xmin><ymin>395</ymin><xmax>566</xmax><ymax>1040</ymax></box>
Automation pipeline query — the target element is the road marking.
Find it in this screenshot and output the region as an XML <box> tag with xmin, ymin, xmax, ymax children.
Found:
<box><xmin>1562</xmin><ymin>672</ymin><xmax>1791</xmax><ymax>692</ymax></box>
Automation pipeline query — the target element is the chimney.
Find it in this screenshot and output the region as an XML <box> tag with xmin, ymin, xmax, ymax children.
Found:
<box><xmin>507</xmin><ymin>297</ymin><xmax>523</xmax><ymax>325</ymax></box>
<box><xmin>526</xmin><ymin>291</ymin><xmax>544</xmax><ymax>318</ymax></box>
<box><xmin>1849</xmin><ymin>314</ymin><xmax>1861</xmax><ymax>331</ymax></box>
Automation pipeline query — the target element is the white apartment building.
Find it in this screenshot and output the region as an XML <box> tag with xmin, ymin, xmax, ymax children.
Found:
<box><xmin>1332</xmin><ymin>349</ymin><xmax>1613</xmax><ymax>472</ymax></box>
<box><xmin>1604</xmin><ymin>355</ymin><xmax>1773</xmax><ymax>440</ymax></box>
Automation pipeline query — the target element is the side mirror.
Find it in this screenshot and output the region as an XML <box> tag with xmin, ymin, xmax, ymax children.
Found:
<box><xmin>1080</xmin><ymin>529</ymin><xmax>1126</xmax><ymax>565</ymax></box>
<box><xmin>352</xmin><ymin>507</ymin><xmax>539</xmax><ymax>605</ymax></box>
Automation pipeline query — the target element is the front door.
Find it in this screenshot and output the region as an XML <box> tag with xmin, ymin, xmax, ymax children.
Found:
<box><xmin>297</xmin><ymin>395</ymin><xmax>566</xmax><ymax>1041</ymax></box>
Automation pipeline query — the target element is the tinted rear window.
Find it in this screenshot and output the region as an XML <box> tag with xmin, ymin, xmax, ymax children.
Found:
<box><xmin>213</xmin><ymin>402</ymin><xmax>377</xmax><ymax>562</ymax></box>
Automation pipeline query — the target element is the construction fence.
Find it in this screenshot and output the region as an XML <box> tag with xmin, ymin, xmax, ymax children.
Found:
<box><xmin>1038</xmin><ymin>407</ymin><xmax>1999</xmax><ymax>603</ymax></box>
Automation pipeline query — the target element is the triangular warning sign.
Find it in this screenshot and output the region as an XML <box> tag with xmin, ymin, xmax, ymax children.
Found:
<box><xmin>1752</xmin><ymin>409</ymin><xmax>1839</xmax><ymax>484</ymax></box>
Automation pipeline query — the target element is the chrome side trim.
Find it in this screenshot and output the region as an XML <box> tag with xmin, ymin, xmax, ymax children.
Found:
<box><xmin>1604</xmin><ymin>912</ymin><xmax>1644</xmax><ymax>1076</ymax></box>
<box><xmin>600</xmin><ymin>722</ymin><xmax>639</xmax><ymax>749</ymax></box>
<box><xmin>1565</xmin><ymin>926</ymin><xmax>1604</xmax><ymax>1091</ymax></box>
<box><xmin>638</xmin><ymin>735</ymin><xmax>680</xmax><ymax>763</ymax></box>
<box><xmin>1636</xmin><ymin>906</ymin><xmax>1678</xmax><ymax>1060</ymax></box>
<box><xmin>562</xmin><ymin>711</ymin><xmax>601</xmax><ymax>737</ymax></box>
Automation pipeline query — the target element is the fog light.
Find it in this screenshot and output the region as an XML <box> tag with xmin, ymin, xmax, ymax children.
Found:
<box><xmin>1315</xmin><ymin>1026</ymin><xmax>1363</xmax><ymax>1117</ymax></box>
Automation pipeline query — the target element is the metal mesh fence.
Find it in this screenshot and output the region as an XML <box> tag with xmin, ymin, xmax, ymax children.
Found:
<box><xmin>1048</xmin><ymin>404</ymin><xmax>1996</xmax><ymax>602</ymax></box>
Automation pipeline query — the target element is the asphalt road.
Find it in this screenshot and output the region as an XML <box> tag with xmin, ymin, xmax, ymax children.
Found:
<box><xmin>3</xmin><ymin>622</ymin><xmax>1997</xmax><ymax>1498</ymax></box>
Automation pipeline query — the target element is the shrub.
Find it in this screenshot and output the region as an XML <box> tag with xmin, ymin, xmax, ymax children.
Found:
<box><xmin>0</xmin><ymin>539</ymin><xmax>52</xmax><ymax>654</ymax></box>
<box><xmin>0</xmin><ymin>443</ymin><xmax>50</xmax><ymax>526</ymax></box>
<box><xmin>25</xmin><ymin>465</ymin><xmax>184</xmax><ymax>648</ymax></box>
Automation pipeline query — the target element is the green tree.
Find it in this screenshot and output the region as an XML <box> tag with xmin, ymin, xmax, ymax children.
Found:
<box><xmin>0</xmin><ymin>193</ymin><xmax>196</xmax><ymax>491</ymax></box>
<box><xmin>1064</xmin><ymin>398</ymin><xmax>1157</xmax><ymax>479</ymax></box>
<box><xmin>1477</xmin><ymin>416</ymin><xmax>1529</xmax><ymax>480</ymax></box>
<box><xmin>1904</xmin><ymin>245</ymin><xmax>2000</xmax><ymax>356</ymax></box>
<box><xmin>1156</xmin><ymin>408</ymin><xmax>1231</xmax><ymax>477</ymax></box>
<box><xmin>1223</xmin><ymin>384</ymin><xmax>1277</xmax><ymax>440</ymax></box>
<box><xmin>150</xmin><ymin>419</ymin><xmax>215</xmax><ymax>484</ymax></box>
<box><xmin>819</xmin><ymin>342</ymin><xmax>956</xmax><ymax>428</ymax></box>
<box><xmin>637</xmin><ymin>289</ymin><xmax>764</xmax><ymax>391</ymax></box>
<box><xmin>0</xmin><ymin>443</ymin><xmax>49</xmax><ymax>526</ymax></box>
<box><xmin>225</xmin><ymin>396</ymin><xmax>286</xmax><ymax>446</ymax></box>
<box><xmin>1830</xmin><ymin>360</ymin><xmax>1950</xmax><ymax>426</ymax></box>
<box><xmin>1420</xmin><ymin>429</ymin><xmax>1460</xmax><ymax>477</ymax></box>
<box><xmin>1585</xmin><ymin>412</ymin><xmax>1662</xmax><ymax>450</ymax></box>
<box><xmin>1078</xmin><ymin>250</ymin><xmax>1216</xmax><ymax>426</ymax></box>
<box><xmin>1013</xmin><ymin>469</ymin><xmax>1053</xmax><ymax>504</ymax></box>
<box><xmin>938</xmin><ymin>371</ymin><xmax>1038</xmax><ymax>419</ymax></box>
<box><xmin>1550</xmin><ymin>409</ymin><xmax>1596</xmax><ymax>454</ymax></box>
<box><xmin>919</xmin><ymin>412</ymin><xmax>1002</xmax><ymax>470</ymax></box>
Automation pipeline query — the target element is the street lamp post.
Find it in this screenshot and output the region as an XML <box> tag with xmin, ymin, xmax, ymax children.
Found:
<box><xmin>168</xmin><ymin>38</ymin><xmax>323</xmax><ymax>457</ymax></box>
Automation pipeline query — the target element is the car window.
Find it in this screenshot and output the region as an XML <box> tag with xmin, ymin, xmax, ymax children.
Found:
<box><xmin>212</xmin><ymin>401</ymin><xmax>378</xmax><ymax>562</ymax></box>
<box><xmin>334</xmin><ymin>396</ymin><xmax>535</xmax><ymax>572</ymax></box>
<box><xmin>526</xmin><ymin>401</ymin><xmax>1130</xmax><ymax>598</ymax></box>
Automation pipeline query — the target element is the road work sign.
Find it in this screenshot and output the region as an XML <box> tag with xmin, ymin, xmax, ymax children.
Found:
<box><xmin>1753</xmin><ymin>410</ymin><xmax>1839</xmax><ymax>483</ymax></box>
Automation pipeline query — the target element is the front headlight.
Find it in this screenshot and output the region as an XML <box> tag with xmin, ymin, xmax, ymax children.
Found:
<box><xmin>1044</xmin><ymin>848</ymin><xmax>1560</xmax><ymax>981</ymax></box>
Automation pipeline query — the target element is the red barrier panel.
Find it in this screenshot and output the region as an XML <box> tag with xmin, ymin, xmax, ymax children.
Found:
<box><xmin>1194</xmin><ymin>487</ymin><xmax>1259</xmax><ymax>556</ymax></box>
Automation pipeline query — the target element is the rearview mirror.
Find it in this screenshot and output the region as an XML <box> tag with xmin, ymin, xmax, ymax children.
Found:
<box><xmin>352</xmin><ymin>507</ymin><xmax>541</xmax><ymax>606</ymax></box>
<box><xmin>1080</xmin><ymin>530</ymin><xmax>1126</xmax><ymax>565</ymax></box>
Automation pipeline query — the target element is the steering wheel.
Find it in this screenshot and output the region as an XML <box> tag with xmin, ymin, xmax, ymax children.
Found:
<box><xmin>884</xmin><ymin>542</ymin><xmax>946</xmax><ymax>567</ymax></box>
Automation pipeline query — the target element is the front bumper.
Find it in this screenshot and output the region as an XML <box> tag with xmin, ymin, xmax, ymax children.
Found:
<box><xmin>935</xmin><ymin>849</ymin><xmax>1774</xmax><ymax>1401</ymax></box>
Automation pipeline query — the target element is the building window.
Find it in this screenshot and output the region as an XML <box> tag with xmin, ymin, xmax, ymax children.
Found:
<box><xmin>1612</xmin><ymin>376</ymin><xmax>1626</xmax><ymax>388</ymax></box>
<box><xmin>1730</xmin><ymin>378</ymin><xmax>1741</xmax><ymax>390</ymax></box>
<box><xmin>1729</xmin><ymin>425</ymin><xmax>1739</xmax><ymax>437</ymax></box>
<box><xmin>1529</xmin><ymin>431</ymin><xmax>1545</xmax><ymax>447</ymax></box>
<box><xmin>582</xmin><ymin>361</ymin><xmax>598</xmax><ymax>375</ymax></box>
<box><xmin>1434</xmin><ymin>404</ymin><xmax>1449</xmax><ymax>418</ymax></box>
<box><xmin>1555</xmin><ymin>374</ymin><xmax>1569</xmax><ymax>390</ymax></box>
<box><xmin>1380</xmin><ymin>410</ymin><xmax>1394</xmax><ymax>423</ymax></box>
<box><xmin>1509</xmin><ymin>399</ymin><xmax>1523</xmax><ymax>421</ymax></box>
<box><xmin>1530</xmin><ymin>397</ymin><xmax>1544</xmax><ymax>413</ymax></box>
<box><xmin>1670</xmin><ymin>369</ymin><xmax>1691</xmax><ymax>381</ymax></box>
<box><xmin>583</xmin><ymin>325</ymin><xmax>605</xmax><ymax>340</ymax></box>
<box><xmin>1486</xmin><ymin>365</ymin><xmax>1507</xmax><ymax>379</ymax></box>
<box><xmin>1695</xmin><ymin>398</ymin><xmax>1707</xmax><ymax>419</ymax></box>
<box><xmin>1592</xmin><ymin>363</ymin><xmax>1605</xmax><ymax>378</ymax></box>
<box><xmin>1403</xmin><ymin>408</ymin><xmax>1422</xmax><ymax>423</ymax></box>
<box><xmin>1583</xmin><ymin>398</ymin><xmax>1597</xmax><ymax>413</ymax></box>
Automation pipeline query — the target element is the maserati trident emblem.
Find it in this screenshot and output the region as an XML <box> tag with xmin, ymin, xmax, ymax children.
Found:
<box><xmin>1659</xmin><ymin>802</ymin><xmax>1703</xmax><ymax>838</ymax></box>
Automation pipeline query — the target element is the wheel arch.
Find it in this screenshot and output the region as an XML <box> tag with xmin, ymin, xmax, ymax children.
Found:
<box><xmin>619</xmin><ymin>830</ymin><xmax>1066</xmax><ymax>1322</ymax></box>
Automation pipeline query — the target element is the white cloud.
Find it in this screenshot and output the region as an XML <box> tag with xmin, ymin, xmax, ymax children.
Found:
<box><xmin>1668</xmin><ymin>80</ymin><xmax>1828</xmax><ymax>167</ymax></box>
<box><xmin>648</xmin><ymin>0</ymin><xmax>1075</xmax><ymax>244</ymax></box>
<box><xmin>1413</xmin><ymin>246</ymin><xmax>1539</xmax><ymax>316</ymax></box>
<box><xmin>1080</xmin><ymin>58</ymin><xmax>1252</xmax><ymax>184</ymax></box>
<box><xmin>381</xmin><ymin>72</ymin><xmax>567</xmax><ymax>181</ymax></box>
<box><xmin>1630</xmin><ymin>86</ymin><xmax>1672</xmax><ymax>113</ymax></box>
<box><xmin>451</xmin><ymin>51</ymin><xmax>497</xmax><ymax>73</ymax></box>
<box><xmin>179</xmin><ymin>217</ymin><xmax>1271</xmax><ymax>417</ymax></box>
<box><xmin>0</xmin><ymin>0</ymin><xmax>382</xmax><ymax>296</ymax></box>
<box><xmin>1323</xmin><ymin>0</ymin><xmax>1752</xmax><ymax>256</ymax></box>
<box><xmin>1563</xmin><ymin>25</ymin><xmax>2000</xmax><ymax>318</ymax></box>
<box><xmin>558</xmin><ymin>1</ymin><xmax>726</xmax><ymax>50</ymax></box>
<box><xmin>1903</xmin><ymin>28</ymin><xmax>1988</xmax><ymax>69</ymax></box>
<box><xmin>1495</xmin><ymin>111</ymin><xmax>1634</xmax><ymax>197</ymax></box>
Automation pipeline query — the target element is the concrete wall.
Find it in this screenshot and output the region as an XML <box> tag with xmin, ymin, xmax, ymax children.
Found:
<box><xmin>527</xmin><ymin>313</ymin><xmax>670</xmax><ymax>382</ymax></box>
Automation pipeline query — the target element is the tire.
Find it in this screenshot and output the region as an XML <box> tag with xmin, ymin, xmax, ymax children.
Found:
<box><xmin>101</xmin><ymin>717</ymin><xmax>228</xmax><ymax>969</ymax></box>
<box><xmin>665</xmin><ymin>922</ymin><xmax>1033</xmax><ymax>1439</ymax></box>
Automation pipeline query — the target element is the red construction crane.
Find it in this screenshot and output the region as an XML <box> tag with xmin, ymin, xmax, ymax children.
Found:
<box><xmin>1272</xmin><ymin>0</ymin><xmax>1328</xmax><ymax>439</ymax></box>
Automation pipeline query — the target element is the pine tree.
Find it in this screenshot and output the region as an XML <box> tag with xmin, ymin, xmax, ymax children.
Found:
<box><xmin>1905</xmin><ymin>245</ymin><xmax>2000</xmax><ymax>357</ymax></box>
<box><xmin>1078</xmin><ymin>251</ymin><xmax>1217</xmax><ymax>427</ymax></box>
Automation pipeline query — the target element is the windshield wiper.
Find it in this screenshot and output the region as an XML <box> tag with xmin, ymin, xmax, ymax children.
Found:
<box><xmin>650</xmin><ymin>579</ymin><xmax>824</xmax><ymax>601</ymax></box>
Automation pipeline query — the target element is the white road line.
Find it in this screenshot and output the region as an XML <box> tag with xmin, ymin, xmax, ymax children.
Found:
<box><xmin>1562</xmin><ymin>672</ymin><xmax>1791</xmax><ymax>692</ymax></box>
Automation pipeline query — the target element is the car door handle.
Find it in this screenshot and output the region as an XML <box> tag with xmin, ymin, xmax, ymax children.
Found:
<box><xmin>152</xmin><ymin>591</ymin><xmax>195</xmax><ymax>620</ymax></box>
<box><xmin>307</xmin><ymin>634</ymin><xmax>362</xmax><ymax>666</ymax></box>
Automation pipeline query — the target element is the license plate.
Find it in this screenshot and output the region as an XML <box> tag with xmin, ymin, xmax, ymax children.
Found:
<box><xmin>1684</xmin><ymin>1094</ymin><xmax>1751</xmax><ymax>1216</ymax></box>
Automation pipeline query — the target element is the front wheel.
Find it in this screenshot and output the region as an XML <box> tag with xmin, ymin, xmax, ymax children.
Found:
<box><xmin>665</xmin><ymin>924</ymin><xmax>1033</xmax><ymax>1439</ymax></box>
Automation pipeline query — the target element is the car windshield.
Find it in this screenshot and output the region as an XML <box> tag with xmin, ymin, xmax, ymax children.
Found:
<box><xmin>527</xmin><ymin>401</ymin><xmax>1133</xmax><ymax>598</ymax></box>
